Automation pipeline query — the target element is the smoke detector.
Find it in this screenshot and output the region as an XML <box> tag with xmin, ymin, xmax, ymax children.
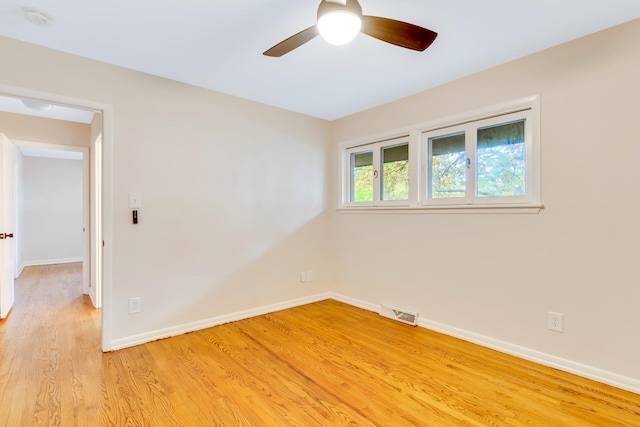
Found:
<box><xmin>22</xmin><ymin>7</ymin><xmax>52</xmax><ymax>26</ymax></box>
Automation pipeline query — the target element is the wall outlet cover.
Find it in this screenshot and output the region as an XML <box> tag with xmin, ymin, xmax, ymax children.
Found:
<box><xmin>129</xmin><ymin>297</ymin><xmax>142</xmax><ymax>314</ymax></box>
<box><xmin>548</xmin><ymin>311</ymin><xmax>563</xmax><ymax>332</ymax></box>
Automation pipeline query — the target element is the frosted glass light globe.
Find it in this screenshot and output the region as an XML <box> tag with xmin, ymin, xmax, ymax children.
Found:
<box><xmin>317</xmin><ymin>11</ymin><xmax>361</xmax><ymax>45</ymax></box>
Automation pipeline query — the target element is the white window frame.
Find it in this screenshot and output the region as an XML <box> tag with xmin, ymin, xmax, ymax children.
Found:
<box><xmin>472</xmin><ymin>111</ymin><xmax>534</xmax><ymax>206</ymax></box>
<box><xmin>422</xmin><ymin>110</ymin><xmax>535</xmax><ymax>207</ymax></box>
<box><xmin>344</xmin><ymin>145</ymin><xmax>375</xmax><ymax>207</ymax></box>
<box><xmin>343</xmin><ymin>134</ymin><xmax>417</xmax><ymax>207</ymax></box>
<box><xmin>338</xmin><ymin>95</ymin><xmax>541</xmax><ymax>213</ymax></box>
<box><xmin>422</xmin><ymin>123</ymin><xmax>471</xmax><ymax>206</ymax></box>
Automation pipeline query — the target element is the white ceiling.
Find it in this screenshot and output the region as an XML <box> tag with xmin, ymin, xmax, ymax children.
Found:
<box><xmin>19</xmin><ymin>145</ymin><xmax>82</xmax><ymax>160</ymax></box>
<box><xmin>0</xmin><ymin>95</ymin><xmax>94</xmax><ymax>123</ymax></box>
<box><xmin>1</xmin><ymin>1</ymin><xmax>640</xmax><ymax>121</ymax></box>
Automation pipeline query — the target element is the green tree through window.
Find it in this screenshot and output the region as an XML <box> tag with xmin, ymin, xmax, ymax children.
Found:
<box><xmin>382</xmin><ymin>144</ymin><xmax>409</xmax><ymax>201</ymax></box>
<box><xmin>476</xmin><ymin>120</ymin><xmax>526</xmax><ymax>197</ymax></box>
<box><xmin>351</xmin><ymin>151</ymin><xmax>373</xmax><ymax>202</ymax></box>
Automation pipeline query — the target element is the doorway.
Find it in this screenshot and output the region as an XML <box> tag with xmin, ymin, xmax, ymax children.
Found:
<box><xmin>15</xmin><ymin>142</ymin><xmax>89</xmax><ymax>294</ymax></box>
<box><xmin>0</xmin><ymin>85</ymin><xmax>113</xmax><ymax>351</ymax></box>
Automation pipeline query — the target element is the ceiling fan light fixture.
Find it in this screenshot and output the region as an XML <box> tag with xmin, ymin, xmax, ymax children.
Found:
<box><xmin>263</xmin><ymin>0</ymin><xmax>437</xmax><ymax>57</ymax></box>
<box><xmin>318</xmin><ymin>11</ymin><xmax>361</xmax><ymax>45</ymax></box>
<box><xmin>316</xmin><ymin>0</ymin><xmax>363</xmax><ymax>46</ymax></box>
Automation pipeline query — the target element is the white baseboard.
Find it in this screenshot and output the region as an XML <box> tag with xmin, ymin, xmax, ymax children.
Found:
<box><xmin>89</xmin><ymin>286</ymin><xmax>98</xmax><ymax>308</ymax></box>
<box><xmin>15</xmin><ymin>264</ymin><xmax>25</xmax><ymax>279</ymax></box>
<box><xmin>108</xmin><ymin>290</ymin><xmax>640</xmax><ymax>395</ymax></box>
<box><xmin>417</xmin><ymin>317</ymin><xmax>640</xmax><ymax>395</ymax></box>
<box><xmin>327</xmin><ymin>292</ymin><xmax>640</xmax><ymax>395</ymax></box>
<box><xmin>16</xmin><ymin>258</ymin><xmax>83</xmax><ymax>278</ymax></box>
<box><xmin>329</xmin><ymin>292</ymin><xmax>379</xmax><ymax>312</ymax></box>
<box><xmin>21</xmin><ymin>257</ymin><xmax>83</xmax><ymax>270</ymax></box>
<box><xmin>110</xmin><ymin>292</ymin><xmax>332</xmax><ymax>351</ymax></box>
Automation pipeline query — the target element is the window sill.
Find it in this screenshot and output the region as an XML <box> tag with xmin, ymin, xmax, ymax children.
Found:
<box><xmin>336</xmin><ymin>204</ymin><xmax>544</xmax><ymax>214</ymax></box>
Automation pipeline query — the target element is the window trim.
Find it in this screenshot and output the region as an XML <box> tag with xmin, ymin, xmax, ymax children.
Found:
<box><xmin>343</xmin><ymin>135</ymin><xmax>415</xmax><ymax>208</ymax></box>
<box><xmin>338</xmin><ymin>95</ymin><xmax>542</xmax><ymax>213</ymax></box>
<box><xmin>345</xmin><ymin>145</ymin><xmax>374</xmax><ymax>207</ymax></box>
<box><xmin>421</xmin><ymin>110</ymin><xmax>534</xmax><ymax>207</ymax></box>
<box><xmin>471</xmin><ymin>111</ymin><xmax>535</xmax><ymax>206</ymax></box>
<box><xmin>422</xmin><ymin>122</ymin><xmax>471</xmax><ymax>206</ymax></box>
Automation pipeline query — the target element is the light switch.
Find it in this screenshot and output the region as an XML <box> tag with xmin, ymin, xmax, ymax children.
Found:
<box><xmin>129</xmin><ymin>192</ymin><xmax>142</xmax><ymax>209</ymax></box>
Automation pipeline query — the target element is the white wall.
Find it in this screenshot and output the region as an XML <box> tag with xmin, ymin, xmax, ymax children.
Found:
<box><xmin>331</xmin><ymin>19</ymin><xmax>640</xmax><ymax>386</ymax></box>
<box><xmin>21</xmin><ymin>156</ymin><xmax>83</xmax><ymax>266</ymax></box>
<box><xmin>0</xmin><ymin>111</ymin><xmax>91</xmax><ymax>148</ymax></box>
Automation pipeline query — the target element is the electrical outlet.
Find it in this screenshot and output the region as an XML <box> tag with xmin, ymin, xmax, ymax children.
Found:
<box><xmin>300</xmin><ymin>270</ymin><xmax>313</xmax><ymax>283</ymax></box>
<box><xmin>129</xmin><ymin>297</ymin><xmax>142</xmax><ymax>314</ymax></box>
<box><xmin>548</xmin><ymin>311</ymin><xmax>563</xmax><ymax>332</ymax></box>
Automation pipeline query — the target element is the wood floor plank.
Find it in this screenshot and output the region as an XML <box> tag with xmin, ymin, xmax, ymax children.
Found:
<box><xmin>1</xmin><ymin>264</ymin><xmax>639</xmax><ymax>425</ymax></box>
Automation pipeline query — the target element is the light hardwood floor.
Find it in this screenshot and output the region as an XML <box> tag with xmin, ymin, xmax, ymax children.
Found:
<box><xmin>1</xmin><ymin>263</ymin><xmax>639</xmax><ymax>426</ymax></box>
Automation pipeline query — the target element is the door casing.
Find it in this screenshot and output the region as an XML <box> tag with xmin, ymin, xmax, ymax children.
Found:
<box><xmin>0</xmin><ymin>83</ymin><xmax>114</xmax><ymax>351</ymax></box>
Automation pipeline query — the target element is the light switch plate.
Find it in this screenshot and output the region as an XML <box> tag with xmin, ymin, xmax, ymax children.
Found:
<box><xmin>129</xmin><ymin>192</ymin><xmax>142</xmax><ymax>208</ymax></box>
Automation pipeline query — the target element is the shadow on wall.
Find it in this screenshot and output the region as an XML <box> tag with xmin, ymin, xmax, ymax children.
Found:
<box><xmin>116</xmin><ymin>129</ymin><xmax>328</xmax><ymax>332</ymax></box>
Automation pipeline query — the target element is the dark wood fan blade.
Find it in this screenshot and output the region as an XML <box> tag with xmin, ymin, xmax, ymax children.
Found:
<box><xmin>361</xmin><ymin>16</ymin><xmax>437</xmax><ymax>51</ymax></box>
<box><xmin>263</xmin><ymin>25</ymin><xmax>319</xmax><ymax>57</ymax></box>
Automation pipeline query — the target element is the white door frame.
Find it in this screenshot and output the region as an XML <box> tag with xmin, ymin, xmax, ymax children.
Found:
<box><xmin>0</xmin><ymin>84</ymin><xmax>114</xmax><ymax>352</ymax></box>
<box><xmin>92</xmin><ymin>135</ymin><xmax>103</xmax><ymax>309</ymax></box>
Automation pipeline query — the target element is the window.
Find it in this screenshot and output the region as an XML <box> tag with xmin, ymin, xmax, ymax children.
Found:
<box><xmin>426</xmin><ymin>125</ymin><xmax>467</xmax><ymax>202</ymax></box>
<box><xmin>381</xmin><ymin>143</ymin><xmax>409</xmax><ymax>201</ymax></box>
<box><xmin>350</xmin><ymin>149</ymin><xmax>374</xmax><ymax>202</ymax></box>
<box><xmin>346</xmin><ymin>137</ymin><xmax>412</xmax><ymax>206</ymax></box>
<box><xmin>422</xmin><ymin>110</ymin><xmax>533</xmax><ymax>206</ymax></box>
<box><xmin>476</xmin><ymin>118</ymin><xmax>526</xmax><ymax>198</ymax></box>
<box><xmin>340</xmin><ymin>97</ymin><xmax>540</xmax><ymax>211</ymax></box>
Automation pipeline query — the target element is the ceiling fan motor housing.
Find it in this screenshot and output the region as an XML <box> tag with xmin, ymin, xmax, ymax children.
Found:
<box><xmin>317</xmin><ymin>0</ymin><xmax>363</xmax><ymax>20</ymax></box>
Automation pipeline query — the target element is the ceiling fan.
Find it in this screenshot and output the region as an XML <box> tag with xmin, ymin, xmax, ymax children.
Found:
<box><xmin>263</xmin><ymin>0</ymin><xmax>438</xmax><ymax>57</ymax></box>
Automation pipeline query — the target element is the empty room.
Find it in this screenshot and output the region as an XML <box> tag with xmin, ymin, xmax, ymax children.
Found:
<box><xmin>1</xmin><ymin>1</ymin><xmax>640</xmax><ymax>425</ymax></box>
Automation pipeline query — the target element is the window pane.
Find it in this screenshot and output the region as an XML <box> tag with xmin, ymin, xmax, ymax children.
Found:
<box><xmin>477</xmin><ymin>120</ymin><xmax>526</xmax><ymax>197</ymax></box>
<box><xmin>381</xmin><ymin>143</ymin><xmax>409</xmax><ymax>201</ymax></box>
<box><xmin>429</xmin><ymin>132</ymin><xmax>466</xmax><ymax>198</ymax></box>
<box><xmin>350</xmin><ymin>150</ymin><xmax>373</xmax><ymax>202</ymax></box>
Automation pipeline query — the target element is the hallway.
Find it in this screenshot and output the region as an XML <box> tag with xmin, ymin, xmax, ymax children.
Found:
<box><xmin>0</xmin><ymin>263</ymin><xmax>101</xmax><ymax>425</ymax></box>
